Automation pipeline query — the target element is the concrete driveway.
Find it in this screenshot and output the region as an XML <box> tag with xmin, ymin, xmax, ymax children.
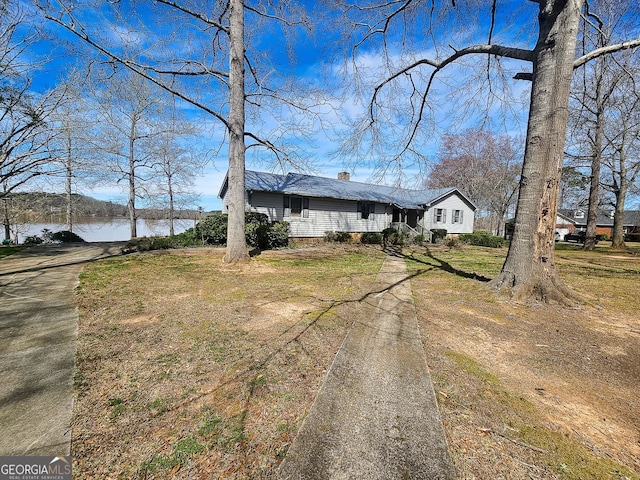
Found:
<box><xmin>0</xmin><ymin>243</ymin><xmax>124</xmax><ymax>456</ymax></box>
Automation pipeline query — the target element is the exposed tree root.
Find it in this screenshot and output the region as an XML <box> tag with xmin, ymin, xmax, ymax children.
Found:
<box><xmin>489</xmin><ymin>270</ymin><xmax>584</xmax><ymax>306</ymax></box>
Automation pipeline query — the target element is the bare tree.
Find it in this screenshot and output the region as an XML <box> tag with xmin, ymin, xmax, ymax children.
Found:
<box><xmin>149</xmin><ymin>105</ymin><xmax>207</xmax><ymax>236</ymax></box>
<box><xmin>1</xmin><ymin>1</ymin><xmax>63</xmax><ymax>197</ymax></box>
<box><xmin>566</xmin><ymin>3</ymin><xmax>638</xmax><ymax>250</ymax></box>
<box><xmin>339</xmin><ymin>0</ymin><xmax>640</xmax><ymax>303</ymax></box>
<box><xmin>428</xmin><ymin>129</ymin><xmax>521</xmax><ymax>235</ymax></box>
<box><xmin>38</xmin><ymin>0</ymin><xmax>318</xmax><ymax>262</ymax></box>
<box><xmin>91</xmin><ymin>71</ymin><xmax>165</xmax><ymax>239</ymax></box>
<box><xmin>601</xmin><ymin>64</ymin><xmax>640</xmax><ymax>248</ymax></box>
<box><xmin>46</xmin><ymin>69</ymin><xmax>99</xmax><ymax>232</ymax></box>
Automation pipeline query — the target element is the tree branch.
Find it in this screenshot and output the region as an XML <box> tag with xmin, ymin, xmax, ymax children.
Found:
<box><xmin>154</xmin><ymin>0</ymin><xmax>229</xmax><ymax>33</ymax></box>
<box><xmin>41</xmin><ymin>12</ymin><xmax>231</xmax><ymax>130</ymax></box>
<box><xmin>574</xmin><ymin>38</ymin><xmax>640</xmax><ymax>69</ymax></box>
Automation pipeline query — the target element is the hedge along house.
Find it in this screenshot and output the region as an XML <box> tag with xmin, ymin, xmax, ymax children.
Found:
<box><xmin>218</xmin><ymin>170</ymin><xmax>476</xmax><ymax>240</ymax></box>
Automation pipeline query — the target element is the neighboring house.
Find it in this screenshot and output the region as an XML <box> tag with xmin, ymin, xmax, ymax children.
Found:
<box><xmin>218</xmin><ymin>170</ymin><xmax>476</xmax><ymax>239</ymax></box>
<box><xmin>557</xmin><ymin>209</ymin><xmax>640</xmax><ymax>239</ymax></box>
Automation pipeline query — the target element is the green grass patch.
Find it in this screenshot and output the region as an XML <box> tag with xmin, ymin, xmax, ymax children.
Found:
<box><xmin>0</xmin><ymin>245</ymin><xmax>28</xmax><ymax>258</ymax></box>
<box><xmin>139</xmin><ymin>435</ymin><xmax>205</xmax><ymax>475</ymax></box>
<box><xmin>445</xmin><ymin>351</ymin><xmax>500</xmax><ymax>384</ymax></box>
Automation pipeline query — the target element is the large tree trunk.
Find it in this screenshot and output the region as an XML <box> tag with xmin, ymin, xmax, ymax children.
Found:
<box><xmin>584</xmin><ymin>109</ymin><xmax>603</xmax><ymax>251</ymax></box>
<box><xmin>491</xmin><ymin>0</ymin><xmax>584</xmax><ymax>303</ymax></box>
<box><xmin>224</xmin><ymin>0</ymin><xmax>249</xmax><ymax>263</ymax></box>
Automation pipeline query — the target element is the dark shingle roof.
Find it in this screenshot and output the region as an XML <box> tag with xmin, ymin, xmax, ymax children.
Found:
<box><xmin>558</xmin><ymin>209</ymin><xmax>640</xmax><ymax>227</ymax></box>
<box><xmin>219</xmin><ymin>170</ymin><xmax>475</xmax><ymax>210</ymax></box>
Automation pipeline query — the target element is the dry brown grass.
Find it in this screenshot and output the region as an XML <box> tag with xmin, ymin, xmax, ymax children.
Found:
<box><xmin>407</xmin><ymin>244</ymin><xmax>640</xmax><ymax>480</ymax></box>
<box><xmin>73</xmin><ymin>246</ymin><xmax>385</xmax><ymax>479</ymax></box>
<box><xmin>72</xmin><ymin>243</ymin><xmax>640</xmax><ymax>479</ymax></box>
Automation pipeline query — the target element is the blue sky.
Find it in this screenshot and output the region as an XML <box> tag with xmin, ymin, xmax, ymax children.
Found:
<box><xmin>21</xmin><ymin>1</ymin><xmax>546</xmax><ymax>211</ymax></box>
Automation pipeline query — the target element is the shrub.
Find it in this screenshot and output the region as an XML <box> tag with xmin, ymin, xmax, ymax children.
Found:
<box><xmin>23</xmin><ymin>235</ymin><xmax>43</xmax><ymax>246</ymax></box>
<box><xmin>195</xmin><ymin>214</ymin><xmax>228</xmax><ymax>245</ymax></box>
<box><xmin>267</xmin><ymin>221</ymin><xmax>289</xmax><ymax>248</ymax></box>
<box><xmin>381</xmin><ymin>228</ymin><xmax>407</xmax><ymax>246</ymax></box>
<box><xmin>124</xmin><ymin>237</ymin><xmax>174</xmax><ymax>252</ymax></box>
<box><xmin>48</xmin><ymin>230</ymin><xmax>86</xmax><ymax>243</ymax></box>
<box><xmin>443</xmin><ymin>236</ymin><xmax>462</xmax><ymax>248</ymax></box>
<box><xmin>459</xmin><ymin>231</ymin><xmax>505</xmax><ymax>248</ymax></box>
<box><xmin>173</xmin><ymin>228</ymin><xmax>201</xmax><ymax>247</ymax></box>
<box><xmin>361</xmin><ymin>232</ymin><xmax>383</xmax><ymax>245</ymax></box>
<box><xmin>430</xmin><ymin>229</ymin><xmax>448</xmax><ymax>243</ymax></box>
<box><xmin>413</xmin><ymin>234</ymin><xmax>425</xmax><ymax>245</ymax></box>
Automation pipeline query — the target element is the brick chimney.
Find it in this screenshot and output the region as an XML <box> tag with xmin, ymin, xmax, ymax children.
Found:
<box><xmin>338</xmin><ymin>171</ymin><xmax>350</xmax><ymax>181</ymax></box>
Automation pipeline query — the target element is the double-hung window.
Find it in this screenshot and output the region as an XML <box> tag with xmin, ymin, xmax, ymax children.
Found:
<box><xmin>357</xmin><ymin>202</ymin><xmax>375</xmax><ymax>220</ymax></box>
<box><xmin>434</xmin><ymin>208</ymin><xmax>446</xmax><ymax>223</ymax></box>
<box><xmin>452</xmin><ymin>209</ymin><xmax>463</xmax><ymax>224</ymax></box>
<box><xmin>283</xmin><ymin>195</ymin><xmax>309</xmax><ymax>218</ymax></box>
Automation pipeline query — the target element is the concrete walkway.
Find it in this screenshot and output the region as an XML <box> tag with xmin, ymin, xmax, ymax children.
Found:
<box><xmin>0</xmin><ymin>243</ymin><xmax>124</xmax><ymax>456</ymax></box>
<box><xmin>277</xmin><ymin>254</ymin><xmax>454</xmax><ymax>479</ymax></box>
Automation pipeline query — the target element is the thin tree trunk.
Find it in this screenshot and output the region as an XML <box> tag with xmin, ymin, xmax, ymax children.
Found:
<box><xmin>611</xmin><ymin>147</ymin><xmax>629</xmax><ymax>249</ymax></box>
<box><xmin>128</xmin><ymin>131</ymin><xmax>137</xmax><ymax>239</ymax></box>
<box><xmin>611</xmin><ymin>184</ymin><xmax>627</xmax><ymax>249</ymax></box>
<box><xmin>2</xmin><ymin>196</ymin><xmax>10</xmax><ymax>242</ymax></box>
<box><xmin>168</xmin><ymin>172</ymin><xmax>175</xmax><ymax>237</ymax></box>
<box><xmin>224</xmin><ymin>0</ymin><xmax>249</xmax><ymax>263</ymax></box>
<box><xmin>65</xmin><ymin>133</ymin><xmax>73</xmax><ymax>232</ymax></box>
<box><xmin>491</xmin><ymin>0</ymin><xmax>584</xmax><ymax>304</ymax></box>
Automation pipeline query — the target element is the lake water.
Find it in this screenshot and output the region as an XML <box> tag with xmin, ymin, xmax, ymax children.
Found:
<box><xmin>14</xmin><ymin>218</ymin><xmax>197</xmax><ymax>243</ymax></box>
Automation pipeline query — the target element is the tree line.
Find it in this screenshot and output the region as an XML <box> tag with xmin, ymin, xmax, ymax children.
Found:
<box><xmin>3</xmin><ymin>0</ymin><xmax>640</xmax><ymax>304</ymax></box>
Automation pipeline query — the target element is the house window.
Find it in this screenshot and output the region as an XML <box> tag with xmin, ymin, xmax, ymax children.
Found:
<box><xmin>434</xmin><ymin>208</ymin><xmax>446</xmax><ymax>223</ymax></box>
<box><xmin>283</xmin><ymin>195</ymin><xmax>309</xmax><ymax>218</ymax></box>
<box><xmin>357</xmin><ymin>202</ymin><xmax>375</xmax><ymax>220</ymax></box>
<box><xmin>452</xmin><ymin>209</ymin><xmax>463</xmax><ymax>224</ymax></box>
<box><xmin>574</xmin><ymin>210</ymin><xmax>585</xmax><ymax>219</ymax></box>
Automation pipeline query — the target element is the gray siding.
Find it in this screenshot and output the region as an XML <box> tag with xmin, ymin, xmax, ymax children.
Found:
<box><xmin>423</xmin><ymin>195</ymin><xmax>475</xmax><ymax>234</ymax></box>
<box><xmin>250</xmin><ymin>192</ymin><xmax>390</xmax><ymax>237</ymax></box>
<box><xmin>222</xmin><ymin>190</ymin><xmax>475</xmax><ymax>237</ymax></box>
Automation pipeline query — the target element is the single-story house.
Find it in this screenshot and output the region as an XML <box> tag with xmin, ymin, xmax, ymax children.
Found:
<box><xmin>558</xmin><ymin>208</ymin><xmax>640</xmax><ymax>239</ymax></box>
<box><xmin>218</xmin><ymin>170</ymin><xmax>476</xmax><ymax>239</ymax></box>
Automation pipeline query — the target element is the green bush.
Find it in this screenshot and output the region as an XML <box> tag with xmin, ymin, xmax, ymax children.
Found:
<box><xmin>361</xmin><ymin>232</ymin><xmax>383</xmax><ymax>245</ymax></box>
<box><xmin>23</xmin><ymin>235</ymin><xmax>44</xmax><ymax>246</ymax></box>
<box><xmin>267</xmin><ymin>221</ymin><xmax>290</xmax><ymax>248</ymax></box>
<box><xmin>173</xmin><ymin>228</ymin><xmax>201</xmax><ymax>246</ymax></box>
<box><xmin>459</xmin><ymin>231</ymin><xmax>505</xmax><ymax>248</ymax></box>
<box><xmin>195</xmin><ymin>214</ymin><xmax>228</xmax><ymax>245</ymax></box>
<box><xmin>48</xmin><ymin>230</ymin><xmax>86</xmax><ymax>243</ymax></box>
<box><xmin>413</xmin><ymin>234</ymin><xmax>425</xmax><ymax>245</ymax></box>
<box><xmin>381</xmin><ymin>228</ymin><xmax>407</xmax><ymax>246</ymax></box>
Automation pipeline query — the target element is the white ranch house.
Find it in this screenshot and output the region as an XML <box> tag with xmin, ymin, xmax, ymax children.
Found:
<box><xmin>218</xmin><ymin>170</ymin><xmax>476</xmax><ymax>240</ymax></box>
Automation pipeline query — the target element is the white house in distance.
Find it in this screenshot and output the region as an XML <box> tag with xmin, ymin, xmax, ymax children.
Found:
<box><xmin>218</xmin><ymin>170</ymin><xmax>476</xmax><ymax>240</ymax></box>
